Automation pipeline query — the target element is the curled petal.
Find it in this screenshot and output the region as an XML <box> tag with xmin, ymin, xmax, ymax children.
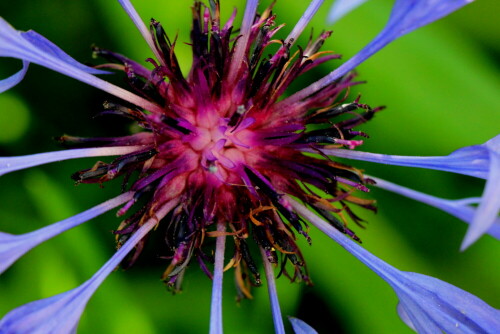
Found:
<box><xmin>0</xmin><ymin>192</ymin><xmax>133</xmax><ymax>275</ymax></box>
<box><xmin>397</xmin><ymin>303</ymin><xmax>419</xmax><ymax>332</ymax></box>
<box><xmin>0</xmin><ymin>60</ymin><xmax>28</xmax><ymax>93</ymax></box>
<box><xmin>290</xmin><ymin>199</ymin><xmax>500</xmax><ymax>334</ymax></box>
<box><xmin>462</xmin><ymin>136</ymin><xmax>500</xmax><ymax>248</ymax></box>
<box><xmin>282</xmin><ymin>0</ymin><xmax>473</xmax><ymax>104</ymax></box>
<box><xmin>0</xmin><ymin>18</ymin><xmax>162</xmax><ymax>113</ymax></box>
<box><xmin>397</xmin><ymin>303</ymin><xmax>422</xmax><ymax>332</ymax></box>
<box><xmin>289</xmin><ymin>317</ymin><xmax>318</xmax><ymax>334</ymax></box>
<box><xmin>395</xmin><ymin>272</ymin><xmax>500</xmax><ymax>334</ymax></box>
<box><xmin>303</xmin><ymin>134</ymin><xmax>498</xmax><ymax>179</ymax></box>
<box><xmin>328</xmin><ymin>0</ymin><xmax>369</xmax><ymax>23</ymax></box>
<box><xmin>371</xmin><ymin>176</ymin><xmax>500</xmax><ymax>246</ymax></box>
<box><xmin>0</xmin><ymin>200</ymin><xmax>175</xmax><ymax>333</ymax></box>
<box><xmin>0</xmin><ymin>146</ymin><xmax>144</xmax><ymax>177</ymax></box>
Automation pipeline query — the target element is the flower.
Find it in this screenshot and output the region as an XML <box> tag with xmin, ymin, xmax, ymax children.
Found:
<box><xmin>0</xmin><ymin>0</ymin><xmax>498</xmax><ymax>333</ymax></box>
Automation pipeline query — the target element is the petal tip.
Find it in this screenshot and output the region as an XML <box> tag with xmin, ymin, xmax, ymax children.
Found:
<box><xmin>289</xmin><ymin>317</ymin><xmax>318</xmax><ymax>334</ymax></box>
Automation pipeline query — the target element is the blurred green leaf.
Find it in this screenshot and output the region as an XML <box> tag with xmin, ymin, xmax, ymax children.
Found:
<box><xmin>0</xmin><ymin>93</ymin><xmax>30</xmax><ymax>144</ymax></box>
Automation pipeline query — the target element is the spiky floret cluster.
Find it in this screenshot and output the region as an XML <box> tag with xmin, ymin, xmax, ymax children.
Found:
<box><xmin>62</xmin><ymin>1</ymin><xmax>378</xmax><ymax>295</ymax></box>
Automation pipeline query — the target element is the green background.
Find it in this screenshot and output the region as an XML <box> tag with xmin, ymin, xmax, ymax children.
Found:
<box><xmin>0</xmin><ymin>0</ymin><xmax>499</xmax><ymax>333</ymax></box>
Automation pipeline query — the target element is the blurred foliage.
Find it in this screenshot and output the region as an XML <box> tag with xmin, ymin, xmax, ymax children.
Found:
<box><xmin>0</xmin><ymin>0</ymin><xmax>499</xmax><ymax>333</ymax></box>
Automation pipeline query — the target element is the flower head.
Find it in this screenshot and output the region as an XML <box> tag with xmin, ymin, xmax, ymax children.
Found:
<box><xmin>61</xmin><ymin>1</ymin><xmax>378</xmax><ymax>291</ymax></box>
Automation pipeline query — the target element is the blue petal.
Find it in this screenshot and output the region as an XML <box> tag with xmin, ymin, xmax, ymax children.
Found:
<box><xmin>0</xmin><ymin>17</ymin><xmax>106</xmax><ymax>80</ymax></box>
<box><xmin>0</xmin><ymin>18</ymin><xmax>162</xmax><ymax>113</ymax></box>
<box><xmin>331</xmin><ymin>0</ymin><xmax>474</xmax><ymax>79</ymax></box>
<box><xmin>0</xmin><ymin>60</ymin><xmax>28</xmax><ymax>93</ymax></box>
<box><xmin>305</xmin><ymin>134</ymin><xmax>496</xmax><ymax>179</ymax></box>
<box><xmin>385</xmin><ymin>0</ymin><xmax>474</xmax><ymax>35</ymax></box>
<box><xmin>290</xmin><ymin>199</ymin><xmax>500</xmax><ymax>334</ymax></box>
<box><xmin>0</xmin><ymin>192</ymin><xmax>133</xmax><ymax>275</ymax></box>
<box><xmin>397</xmin><ymin>302</ymin><xmax>419</xmax><ymax>332</ymax></box>
<box><xmin>0</xmin><ymin>216</ymin><xmax>158</xmax><ymax>333</ymax></box>
<box><xmin>284</xmin><ymin>0</ymin><xmax>473</xmax><ymax>102</ymax></box>
<box><xmin>462</xmin><ymin>136</ymin><xmax>500</xmax><ymax>249</ymax></box>
<box><xmin>289</xmin><ymin>317</ymin><xmax>318</xmax><ymax>334</ymax></box>
<box><xmin>0</xmin><ymin>146</ymin><xmax>143</xmax><ymax>177</ymax></box>
<box><xmin>209</xmin><ymin>223</ymin><xmax>226</xmax><ymax>334</ymax></box>
<box><xmin>396</xmin><ymin>296</ymin><xmax>444</xmax><ymax>333</ymax></box>
<box><xmin>228</xmin><ymin>0</ymin><xmax>259</xmax><ymax>82</ymax></box>
<box><xmin>19</xmin><ymin>31</ymin><xmax>108</xmax><ymax>74</ymax></box>
<box><xmin>261</xmin><ymin>248</ymin><xmax>286</xmax><ymax>334</ymax></box>
<box><xmin>304</xmin><ymin>135</ymin><xmax>500</xmax><ymax>248</ymax></box>
<box><xmin>116</xmin><ymin>0</ymin><xmax>164</xmax><ymax>65</ymax></box>
<box><xmin>396</xmin><ymin>272</ymin><xmax>500</xmax><ymax>334</ymax></box>
<box><xmin>370</xmin><ymin>177</ymin><xmax>500</xmax><ymax>242</ymax></box>
<box><xmin>328</xmin><ymin>0</ymin><xmax>369</xmax><ymax>23</ymax></box>
<box><xmin>0</xmin><ymin>284</ymin><xmax>93</xmax><ymax>334</ymax></box>
<box><xmin>285</xmin><ymin>0</ymin><xmax>324</xmax><ymax>45</ymax></box>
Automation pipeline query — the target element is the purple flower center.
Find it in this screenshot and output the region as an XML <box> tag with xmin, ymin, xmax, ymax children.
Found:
<box><xmin>63</xmin><ymin>1</ymin><xmax>378</xmax><ymax>292</ymax></box>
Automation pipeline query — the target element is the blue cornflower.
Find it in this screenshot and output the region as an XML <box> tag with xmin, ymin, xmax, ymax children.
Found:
<box><xmin>0</xmin><ymin>0</ymin><xmax>499</xmax><ymax>333</ymax></box>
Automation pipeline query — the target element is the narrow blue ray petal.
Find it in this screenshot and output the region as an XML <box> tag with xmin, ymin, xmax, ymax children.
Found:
<box><xmin>0</xmin><ymin>192</ymin><xmax>133</xmax><ymax>275</ymax></box>
<box><xmin>462</xmin><ymin>137</ymin><xmax>500</xmax><ymax>249</ymax></box>
<box><xmin>0</xmin><ymin>17</ymin><xmax>106</xmax><ymax>77</ymax></box>
<box><xmin>209</xmin><ymin>222</ymin><xmax>226</xmax><ymax>334</ymax></box>
<box><xmin>303</xmin><ymin>136</ymin><xmax>500</xmax><ymax>247</ymax></box>
<box><xmin>325</xmin><ymin>0</ymin><xmax>475</xmax><ymax>82</ymax></box>
<box><xmin>302</xmin><ymin>134</ymin><xmax>498</xmax><ymax>179</ymax></box>
<box><xmin>228</xmin><ymin>0</ymin><xmax>258</xmax><ymax>82</ymax></box>
<box><xmin>282</xmin><ymin>0</ymin><xmax>473</xmax><ymax>104</ymax></box>
<box><xmin>0</xmin><ymin>18</ymin><xmax>162</xmax><ymax>113</ymax></box>
<box><xmin>0</xmin><ymin>60</ymin><xmax>28</xmax><ymax>93</ymax></box>
<box><xmin>285</xmin><ymin>0</ymin><xmax>325</xmax><ymax>45</ymax></box>
<box><xmin>0</xmin><ymin>216</ymin><xmax>156</xmax><ymax>333</ymax></box>
<box><xmin>0</xmin><ymin>200</ymin><xmax>176</xmax><ymax>333</ymax></box>
<box><xmin>117</xmin><ymin>0</ymin><xmax>165</xmax><ymax>66</ymax></box>
<box><xmin>0</xmin><ymin>146</ymin><xmax>143</xmax><ymax>177</ymax></box>
<box><xmin>17</xmin><ymin>31</ymin><xmax>108</xmax><ymax>74</ymax></box>
<box><xmin>290</xmin><ymin>199</ymin><xmax>500</xmax><ymax>334</ymax></box>
<box><xmin>261</xmin><ymin>248</ymin><xmax>285</xmax><ymax>334</ymax></box>
<box><xmin>328</xmin><ymin>0</ymin><xmax>369</xmax><ymax>23</ymax></box>
<box><xmin>371</xmin><ymin>176</ymin><xmax>500</xmax><ymax>243</ymax></box>
<box><xmin>289</xmin><ymin>317</ymin><xmax>318</xmax><ymax>334</ymax></box>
